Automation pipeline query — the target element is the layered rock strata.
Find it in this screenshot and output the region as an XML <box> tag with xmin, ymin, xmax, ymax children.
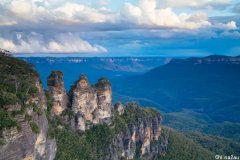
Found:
<box><xmin>0</xmin><ymin>76</ymin><xmax>56</xmax><ymax>160</ymax></box>
<box><xmin>47</xmin><ymin>71</ymin><xmax>68</xmax><ymax>116</ymax></box>
<box><xmin>70</xmin><ymin>74</ymin><xmax>112</xmax><ymax>131</ymax></box>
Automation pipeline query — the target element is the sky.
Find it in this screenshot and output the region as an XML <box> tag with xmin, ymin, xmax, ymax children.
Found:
<box><xmin>0</xmin><ymin>0</ymin><xmax>240</xmax><ymax>57</ymax></box>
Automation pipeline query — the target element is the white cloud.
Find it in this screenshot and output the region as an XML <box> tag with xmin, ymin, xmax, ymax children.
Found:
<box><xmin>0</xmin><ymin>0</ymin><xmax>237</xmax><ymax>30</ymax></box>
<box><xmin>215</xmin><ymin>21</ymin><xmax>237</xmax><ymax>30</ymax></box>
<box><xmin>0</xmin><ymin>33</ymin><xmax>107</xmax><ymax>54</ymax></box>
<box><xmin>121</xmin><ymin>0</ymin><xmax>228</xmax><ymax>29</ymax></box>
<box><xmin>53</xmin><ymin>2</ymin><xmax>115</xmax><ymax>24</ymax></box>
<box><xmin>0</xmin><ymin>0</ymin><xmax>115</xmax><ymax>26</ymax></box>
<box><xmin>47</xmin><ymin>33</ymin><xmax>107</xmax><ymax>53</ymax></box>
<box><xmin>120</xmin><ymin>0</ymin><xmax>238</xmax><ymax>30</ymax></box>
<box><xmin>0</xmin><ymin>0</ymin><xmax>238</xmax><ymax>55</ymax></box>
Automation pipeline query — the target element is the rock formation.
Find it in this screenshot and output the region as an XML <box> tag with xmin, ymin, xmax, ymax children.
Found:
<box><xmin>0</xmin><ymin>51</ymin><xmax>167</xmax><ymax>160</ymax></box>
<box><xmin>70</xmin><ymin>74</ymin><xmax>112</xmax><ymax>131</ymax></box>
<box><xmin>97</xmin><ymin>102</ymin><xmax>167</xmax><ymax>160</ymax></box>
<box><xmin>116</xmin><ymin>103</ymin><xmax>165</xmax><ymax>159</ymax></box>
<box><xmin>0</xmin><ymin>75</ymin><xmax>56</xmax><ymax>160</ymax></box>
<box><xmin>47</xmin><ymin>71</ymin><xmax>68</xmax><ymax>116</ymax></box>
<box><xmin>114</xmin><ymin>102</ymin><xmax>124</xmax><ymax>115</ymax></box>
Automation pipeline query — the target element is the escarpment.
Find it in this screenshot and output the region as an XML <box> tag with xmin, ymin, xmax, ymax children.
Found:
<box><xmin>0</xmin><ymin>51</ymin><xmax>168</xmax><ymax>160</ymax></box>
<box><xmin>0</xmin><ymin>53</ymin><xmax>56</xmax><ymax>160</ymax></box>
<box><xmin>47</xmin><ymin>72</ymin><xmax>167</xmax><ymax>159</ymax></box>
<box><xmin>108</xmin><ymin>103</ymin><xmax>167</xmax><ymax>160</ymax></box>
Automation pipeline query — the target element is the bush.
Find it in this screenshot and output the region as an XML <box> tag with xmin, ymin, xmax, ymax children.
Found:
<box><xmin>33</xmin><ymin>105</ymin><xmax>43</xmax><ymax>116</ymax></box>
<box><xmin>0</xmin><ymin>108</ymin><xmax>17</xmax><ymax>131</ymax></box>
<box><xmin>30</xmin><ymin>122</ymin><xmax>40</xmax><ymax>134</ymax></box>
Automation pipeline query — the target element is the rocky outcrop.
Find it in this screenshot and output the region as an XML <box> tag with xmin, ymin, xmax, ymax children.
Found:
<box><xmin>0</xmin><ymin>50</ymin><xmax>167</xmax><ymax>160</ymax></box>
<box><xmin>114</xmin><ymin>102</ymin><xmax>124</xmax><ymax>115</ymax></box>
<box><xmin>114</xmin><ymin>103</ymin><xmax>165</xmax><ymax>159</ymax></box>
<box><xmin>98</xmin><ymin>103</ymin><xmax>167</xmax><ymax>160</ymax></box>
<box><xmin>0</xmin><ymin>76</ymin><xmax>56</xmax><ymax>160</ymax></box>
<box><xmin>70</xmin><ymin>74</ymin><xmax>112</xmax><ymax>131</ymax></box>
<box><xmin>47</xmin><ymin>71</ymin><xmax>68</xmax><ymax>116</ymax></box>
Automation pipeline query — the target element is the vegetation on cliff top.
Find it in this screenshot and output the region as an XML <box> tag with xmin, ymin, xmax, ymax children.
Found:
<box><xmin>1</xmin><ymin>54</ymin><xmax>238</xmax><ymax>160</ymax></box>
<box><xmin>47</xmin><ymin>100</ymin><xmax>216</xmax><ymax>160</ymax></box>
<box><xmin>0</xmin><ymin>53</ymin><xmax>40</xmax><ymax>133</ymax></box>
<box><xmin>47</xmin><ymin>102</ymin><xmax>161</xmax><ymax>160</ymax></box>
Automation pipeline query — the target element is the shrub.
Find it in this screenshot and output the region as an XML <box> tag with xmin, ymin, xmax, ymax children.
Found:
<box><xmin>30</xmin><ymin>122</ymin><xmax>40</xmax><ymax>134</ymax></box>
<box><xmin>0</xmin><ymin>108</ymin><xmax>17</xmax><ymax>131</ymax></box>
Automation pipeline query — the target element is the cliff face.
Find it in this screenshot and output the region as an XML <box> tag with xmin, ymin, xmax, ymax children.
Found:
<box><xmin>46</xmin><ymin>72</ymin><xmax>166</xmax><ymax>159</ymax></box>
<box><xmin>47</xmin><ymin>71</ymin><xmax>68</xmax><ymax>116</ymax></box>
<box><xmin>0</xmin><ymin>52</ymin><xmax>56</xmax><ymax>160</ymax></box>
<box><xmin>0</xmin><ymin>51</ymin><xmax>166</xmax><ymax>160</ymax></box>
<box><xmin>70</xmin><ymin>74</ymin><xmax>112</xmax><ymax>131</ymax></box>
<box><xmin>109</xmin><ymin>103</ymin><xmax>166</xmax><ymax>160</ymax></box>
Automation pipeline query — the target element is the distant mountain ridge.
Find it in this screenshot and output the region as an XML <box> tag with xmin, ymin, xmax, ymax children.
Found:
<box><xmin>114</xmin><ymin>55</ymin><xmax>240</xmax><ymax>122</ymax></box>
<box><xmin>169</xmin><ymin>55</ymin><xmax>240</xmax><ymax>65</ymax></box>
<box><xmin>21</xmin><ymin>57</ymin><xmax>170</xmax><ymax>90</ymax></box>
<box><xmin>1</xmin><ymin>51</ymin><xmax>216</xmax><ymax>160</ymax></box>
<box><xmin>1</xmin><ymin>49</ymin><xmax>240</xmax><ymax>159</ymax></box>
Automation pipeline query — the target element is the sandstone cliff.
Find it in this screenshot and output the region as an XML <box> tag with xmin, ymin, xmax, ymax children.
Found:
<box><xmin>0</xmin><ymin>51</ymin><xmax>167</xmax><ymax>160</ymax></box>
<box><xmin>46</xmin><ymin>73</ymin><xmax>166</xmax><ymax>159</ymax></box>
<box><xmin>108</xmin><ymin>102</ymin><xmax>167</xmax><ymax>160</ymax></box>
<box><xmin>0</xmin><ymin>52</ymin><xmax>56</xmax><ymax>160</ymax></box>
<box><xmin>47</xmin><ymin>71</ymin><xmax>68</xmax><ymax>116</ymax></box>
<box><xmin>69</xmin><ymin>74</ymin><xmax>112</xmax><ymax>131</ymax></box>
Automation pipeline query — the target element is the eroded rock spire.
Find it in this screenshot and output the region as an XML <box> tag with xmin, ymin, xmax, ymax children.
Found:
<box><xmin>47</xmin><ymin>71</ymin><xmax>68</xmax><ymax>116</ymax></box>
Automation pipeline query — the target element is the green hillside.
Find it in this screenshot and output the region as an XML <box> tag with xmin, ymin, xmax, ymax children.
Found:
<box><xmin>159</xmin><ymin>127</ymin><xmax>214</xmax><ymax>160</ymax></box>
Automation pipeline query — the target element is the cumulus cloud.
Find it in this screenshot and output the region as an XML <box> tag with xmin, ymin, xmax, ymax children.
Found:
<box><xmin>0</xmin><ymin>0</ymin><xmax>239</xmax><ymax>55</ymax></box>
<box><xmin>214</xmin><ymin>21</ymin><xmax>237</xmax><ymax>30</ymax></box>
<box><xmin>53</xmin><ymin>2</ymin><xmax>115</xmax><ymax>24</ymax></box>
<box><xmin>121</xmin><ymin>1</ymin><xmax>211</xmax><ymax>29</ymax></box>
<box><xmin>0</xmin><ymin>0</ymin><xmax>237</xmax><ymax>30</ymax></box>
<box><xmin>0</xmin><ymin>33</ymin><xmax>107</xmax><ymax>54</ymax></box>
<box><xmin>0</xmin><ymin>0</ymin><xmax>115</xmax><ymax>26</ymax></box>
<box><xmin>120</xmin><ymin>0</ymin><xmax>236</xmax><ymax>30</ymax></box>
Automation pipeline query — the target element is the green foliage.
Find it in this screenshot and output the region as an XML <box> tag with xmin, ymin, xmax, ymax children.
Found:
<box><xmin>163</xmin><ymin>110</ymin><xmax>240</xmax><ymax>156</ymax></box>
<box><xmin>0</xmin><ymin>108</ymin><xmax>17</xmax><ymax>131</ymax></box>
<box><xmin>51</xmin><ymin>128</ymin><xmax>97</xmax><ymax>160</ymax></box>
<box><xmin>33</xmin><ymin>105</ymin><xmax>43</xmax><ymax>116</ymax></box>
<box><xmin>159</xmin><ymin>128</ymin><xmax>214</xmax><ymax>160</ymax></box>
<box><xmin>85</xmin><ymin>125</ymin><xmax>113</xmax><ymax>150</ymax></box>
<box><xmin>114</xmin><ymin>57</ymin><xmax>240</xmax><ymax>123</ymax></box>
<box><xmin>48</xmin><ymin>106</ymin><xmax>160</xmax><ymax>160</ymax></box>
<box><xmin>0</xmin><ymin>54</ymin><xmax>41</xmax><ymax>133</ymax></box>
<box><xmin>49</xmin><ymin>122</ymin><xmax>113</xmax><ymax>160</ymax></box>
<box><xmin>204</xmin><ymin>122</ymin><xmax>240</xmax><ymax>142</ymax></box>
<box><xmin>0</xmin><ymin>92</ymin><xmax>18</xmax><ymax>106</ymax></box>
<box><xmin>45</xmin><ymin>91</ymin><xmax>53</xmax><ymax>119</ymax></box>
<box><xmin>163</xmin><ymin>110</ymin><xmax>240</xmax><ymax>143</ymax></box>
<box><xmin>112</xmin><ymin>112</ymin><xmax>128</xmax><ymax>133</ymax></box>
<box><xmin>30</xmin><ymin>122</ymin><xmax>40</xmax><ymax>134</ymax></box>
<box><xmin>185</xmin><ymin>132</ymin><xmax>240</xmax><ymax>156</ymax></box>
<box><xmin>123</xmin><ymin>105</ymin><xmax>160</xmax><ymax>125</ymax></box>
<box><xmin>61</xmin><ymin>108</ymin><xmax>74</xmax><ymax>119</ymax></box>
